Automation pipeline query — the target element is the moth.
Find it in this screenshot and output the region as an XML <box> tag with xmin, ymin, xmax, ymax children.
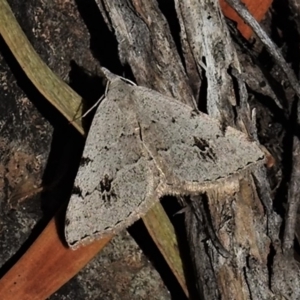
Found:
<box><xmin>65</xmin><ymin>68</ymin><xmax>265</xmax><ymax>249</ymax></box>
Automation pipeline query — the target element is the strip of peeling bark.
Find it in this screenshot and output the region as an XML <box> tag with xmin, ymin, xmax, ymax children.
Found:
<box><xmin>94</xmin><ymin>0</ymin><xmax>284</xmax><ymax>299</ymax></box>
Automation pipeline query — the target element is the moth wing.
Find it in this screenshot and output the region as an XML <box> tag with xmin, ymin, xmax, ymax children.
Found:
<box><xmin>65</xmin><ymin>88</ymin><xmax>160</xmax><ymax>249</ymax></box>
<box><xmin>133</xmin><ymin>86</ymin><xmax>265</xmax><ymax>195</ymax></box>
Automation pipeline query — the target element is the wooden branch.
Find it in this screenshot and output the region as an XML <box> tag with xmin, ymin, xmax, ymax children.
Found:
<box><xmin>96</xmin><ymin>0</ymin><xmax>278</xmax><ymax>299</ymax></box>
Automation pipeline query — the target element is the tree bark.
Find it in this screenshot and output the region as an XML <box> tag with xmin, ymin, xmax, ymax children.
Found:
<box><xmin>96</xmin><ymin>0</ymin><xmax>300</xmax><ymax>299</ymax></box>
<box><xmin>1</xmin><ymin>0</ymin><xmax>299</xmax><ymax>298</ymax></box>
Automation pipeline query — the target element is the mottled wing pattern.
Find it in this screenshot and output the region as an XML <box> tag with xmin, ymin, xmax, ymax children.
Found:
<box><xmin>65</xmin><ymin>81</ymin><xmax>161</xmax><ymax>249</ymax></box>
<box><xmin>65</xmin><ymin>70</ymin><xmax>265</xmax><ymax>249</ymax></box>
<box><xmin>131</xmin><ymin>86</ymin><xmax>265</xmax><ymax>195</ymax></box>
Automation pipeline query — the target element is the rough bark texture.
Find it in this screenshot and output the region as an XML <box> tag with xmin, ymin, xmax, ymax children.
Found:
<box><xmin>96</xmin><ymin>0</ymin><xmax>300</xmax><ymax>299</ymax></box>
<box><xmin>1</xmin><ymin>0</ymin><xmax>300</xmax><ymax>299</ymax></box>
<box><xmin>0</xmin><ymin>0</ymin><xmax>172</xmax><ymax>299</ymax></box>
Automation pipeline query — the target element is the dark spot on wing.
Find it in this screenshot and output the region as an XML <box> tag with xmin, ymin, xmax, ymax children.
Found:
<box><xmin>190</xmin><ymin>109</ymin><xmax>200</xmax><ymax>118</ymax></box>
<box><xmin>193</xmin><ymin>136</ymin><xmax>209</xmax><ymax>151</ymax></box>
<box><xmin>193</xmin><ymin>136</ymin><xmax>217</xmax><ymax>161</ymax></box>
<box><xmin>100</xmin><ymin>174</ymin><xmax>112</xmax><ymax>192</ymax></box>
<box><xmin>69</xmin><ymin>240</ymin><xmax>78</xmax><ymax>246</ymax></box>
<box><xmin>80</xmin><ymin>157</ymin><xmax>92</xmax><ymax>167</ymax></box>
<box><xmin>218</xmin><ymin>118</ymin><xmax>228</xmax><ymax>136</ymax></box>
<box><xmin>72</xmin><ymin>185</ymin><xmax>83</xmax><ymax>197</ymax></box>
<box><xmin>98</xmin><ymin>175</ymin><xmax>117</xmax><ymax>208</ymax></box>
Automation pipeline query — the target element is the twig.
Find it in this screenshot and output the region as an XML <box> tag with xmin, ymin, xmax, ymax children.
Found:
<box><xmin>226</xmin><ymin>0</ymin><xmax>300</xmax><ymax>254</ymax></box>
<box><xmin>225</xmin><ymin>0</ymin><xmax>300</xmax><ymax>100</ymax></box>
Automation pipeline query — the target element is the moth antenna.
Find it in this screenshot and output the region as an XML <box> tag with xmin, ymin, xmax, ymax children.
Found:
<box><xmin>80</xmin><ymin>94</ymin><xmax>106</xmax><ymax>119</ymax></box>
<box><xmin>100</xmin><ymin>67</ymin><xmax>137</xmax><ymax>86</ymax></box>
